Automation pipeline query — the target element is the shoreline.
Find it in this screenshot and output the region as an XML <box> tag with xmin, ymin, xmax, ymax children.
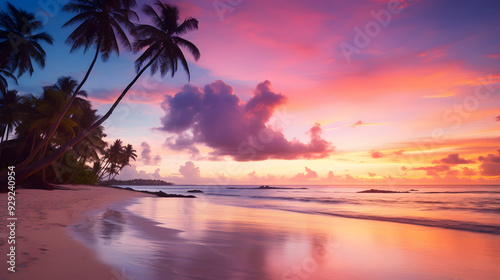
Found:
<box><xmin>0</xmin><ymin>184</ymin><xmax>153</xmax><ymax>279</ymax></box>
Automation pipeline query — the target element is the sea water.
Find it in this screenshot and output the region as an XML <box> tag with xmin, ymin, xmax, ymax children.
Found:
<box><xmin>70</xmin><ymin>185</ymin><xmax>500</xmax><ymax>280</ymax></box>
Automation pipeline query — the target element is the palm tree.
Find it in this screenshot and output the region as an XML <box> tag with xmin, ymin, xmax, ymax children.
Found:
<box><xmin>51</xmin><ymin>76</ymin><xmax>88</xmax><ymax>98</ymax></box>
<box><xmin>0</xmin><ymin>67</ymin><xmax>16</xmax><ymax>96</ymax></box>
<box><xmin>10</xmin><ymin>1</ymin><xmax>200</xmax><ymax>182</ymax></box>
<box><xmin>122</xmin><ymin>144</ymin><xmax>137</xmax><ymax>166</ymax></box>
<box><xmin>66</xmin><ymin>109</ymin><xmax>106</xmax><ymax>183</ymax></box>
<box><xmin>95</xmin><ymin>139</ymin><xmax>123</xmax><ymax>181</ymax></box>
<box><xmin>0</xmin><ymin>1</ymin><xmax>53</xmax><ymax>171</ymax></box>
<box><xmin>0</xmin><ymin>89</ymin><xmax>22</xmax><ymax>143</ymax></box>
<box><xmin>12</xmin><ymin>0</ymin><xmax>138</xmax><ymax>172</ymax></box>
<box><xmin>0</xmin><ymin>2</ymin><xmax>53</xmax><ymax>78</ymax></box>
<box><xmin>110</xmin><ymin>143</ymin><xmax>136</xmax><ymax>180</ymax></box>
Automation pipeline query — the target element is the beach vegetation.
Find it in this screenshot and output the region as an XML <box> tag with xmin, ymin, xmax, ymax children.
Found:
<box><xmin>0</xmin><ymin>0</ymin><xmax>199</xmax><ymax>190</ymax></box>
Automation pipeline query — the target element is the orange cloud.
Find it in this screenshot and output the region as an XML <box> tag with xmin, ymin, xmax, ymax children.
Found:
<box><xmin>411</xmin><ymin>165</ymin><xmax>450</xmax><ymax>176</ymax></box>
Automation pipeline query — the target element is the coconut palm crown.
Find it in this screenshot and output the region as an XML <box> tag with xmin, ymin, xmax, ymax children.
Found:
<box><xmin>134</xmin><ymin>1</ymin><xmax>200</xmax><ymax>80</ymax></box>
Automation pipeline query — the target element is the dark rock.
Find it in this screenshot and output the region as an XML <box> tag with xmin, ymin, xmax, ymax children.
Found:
<box><xmin>357</xmin><ymin>189</ymin><xmax>409</xmax><ymax>194</ymax></box>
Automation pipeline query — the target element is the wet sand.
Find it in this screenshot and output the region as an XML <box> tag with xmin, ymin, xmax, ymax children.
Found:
<box><xmin>0</xmin><ymin>184</ymin><xmax>151</xmax><ymax>280</ymax></box>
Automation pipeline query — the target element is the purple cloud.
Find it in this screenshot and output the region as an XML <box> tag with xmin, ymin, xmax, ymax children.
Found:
<box><xmin>159</xmin><ymin>80</ymin><xmax>334</xmax><ymax>161</ymax></box>
<box><xmin>432</xmin><ymin>153</ymin><xmax>475</xmax><ymax>165</ymax></box>
<box><xmin>165</xmin><ymin>133</ymin><xmax>200</xmax><ymax>154</ymax></box>
<box><xmin>141</xmin><ymin>142</ymin><xmax>162</xmax><ymax>165</ymax></box>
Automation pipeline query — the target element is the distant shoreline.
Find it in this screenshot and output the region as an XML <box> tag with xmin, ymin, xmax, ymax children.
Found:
<box><xmin>100</xmin><ymin>179</ymin><xmax>174</xmax><ymax>186</ymax></box>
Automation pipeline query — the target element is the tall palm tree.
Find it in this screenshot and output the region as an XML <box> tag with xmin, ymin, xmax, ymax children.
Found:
<box><xmin>0</xmin><ymin>2</ymin><xmax>53</xmax><ymax>78</ymax></box>
<box><xmin>13</xmin><ymin>0</ymin><xmax>138</xmax><ymax>172</ymax></box>
<box><xmin>11</xmin><ymin>1</ymin><xmax>200</xmax><ymax>182</ymax></box>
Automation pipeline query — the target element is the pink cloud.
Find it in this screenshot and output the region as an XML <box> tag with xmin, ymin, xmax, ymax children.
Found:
<box><xmin>371</xmin><ymin>150</ymin><xmax>385</xmax><ymax>158</ymax></box>
<box><xmin>411</xmin><ymin>165</ymin><xmax>450</xmax><ymax>176</ymax></box>
<box><xmin>394</xmin><ymin>150</ymin><xmax>404</xmax><ymax>156</ymax></box>
<box><xmin>478</xmin><ymin>150</ymin><xmax>500</xmax><ymax>176</ymax></box>
<box><xmin>293</xmin><ymin>167</ymin><xmax>319</xmax><ymax>181</ymax></box>
<box><xmin>179</xmin><ymin>161</ymin><xmax>201</xmax><ymax>179</ymax></box>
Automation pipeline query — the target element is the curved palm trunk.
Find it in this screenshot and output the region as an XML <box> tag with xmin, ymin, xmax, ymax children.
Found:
<box><xmin>9</xmin><ymin>53</ymin><xmax>159</xmax><ymax>183</ymax></box>
<box><xmin>14</xmin><ymin>43</ymin><xmax>101</xmax><ymax>171</ymax></box>
<box><xmin>94</xmin><ymin>157</ymin><xmax>110</xmax><ymax>183</ymax></box>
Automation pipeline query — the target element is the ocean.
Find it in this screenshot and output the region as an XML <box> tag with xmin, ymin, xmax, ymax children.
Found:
<box><xmin>70</xmin><ymin>185</ymin><xmax>500</xmax><ymax>280</ymax></box>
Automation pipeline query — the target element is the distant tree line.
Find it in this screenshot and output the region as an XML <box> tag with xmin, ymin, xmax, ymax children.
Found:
<box><xmin>101</xmin><ymin>179</ymin><xmax>174</xmax><ymax>186</ymax></box>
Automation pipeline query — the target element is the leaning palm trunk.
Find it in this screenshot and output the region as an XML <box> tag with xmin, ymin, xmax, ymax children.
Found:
<box><xmin>9</xmin><ymin>53</ymin><xmax>159</xmax><ymax>182</ymax></box>
<box><xmin>94</xmin><ymin>158</ymin><xmax>110</xmax><ymax>183</ymax></box>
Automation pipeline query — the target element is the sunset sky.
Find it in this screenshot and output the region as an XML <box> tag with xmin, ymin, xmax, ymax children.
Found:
<box><xmin>13</xmin><ymin>0</ymin><xmax>500</xmax><ymax>184</ymax></box>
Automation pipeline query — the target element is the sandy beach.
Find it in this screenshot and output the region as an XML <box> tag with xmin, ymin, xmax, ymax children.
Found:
<box><xmin>0</xmin><ymin>184</ymin><xmax>152</xmax><ymax>280</ymax></box>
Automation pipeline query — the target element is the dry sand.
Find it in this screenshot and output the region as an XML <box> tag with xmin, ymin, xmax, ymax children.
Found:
<box><xmin>0</xmin><ymin>184</ymin><xmax>151</xmax><ymax>280</ymax></box>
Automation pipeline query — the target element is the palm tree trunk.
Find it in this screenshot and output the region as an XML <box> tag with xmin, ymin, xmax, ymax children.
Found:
<box><xmin>40</xmin><ymin>143</ymin><xmax>49</xmax><ymax>182</ymax></box>
<box><xmin>5</xmin><ymin>126</ymin><xmax>9</xmax><ymax>142</ymax></box>
<box><xmin>67</xmin><ymin>155</ymin><xmax>86</xmax><ymax>183</ymax></box>
<box><xmin>1</xmin><ymin>125</ymin><xmax>5</xmax><ymax>143</ymax></box>
<box><xmin>93</xmin><ymin>155</ymin><xmax>111</xmax><ymax>182</ymax></box>
<box><xmin>9</xmin><ymin>52</ymin><xmax>160</xmax><ymax>183</ymax></box>
<box><xmin>13</xmin><ymin>42</ymin><xmax>101</xmax><ymax>171</ymax></box>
